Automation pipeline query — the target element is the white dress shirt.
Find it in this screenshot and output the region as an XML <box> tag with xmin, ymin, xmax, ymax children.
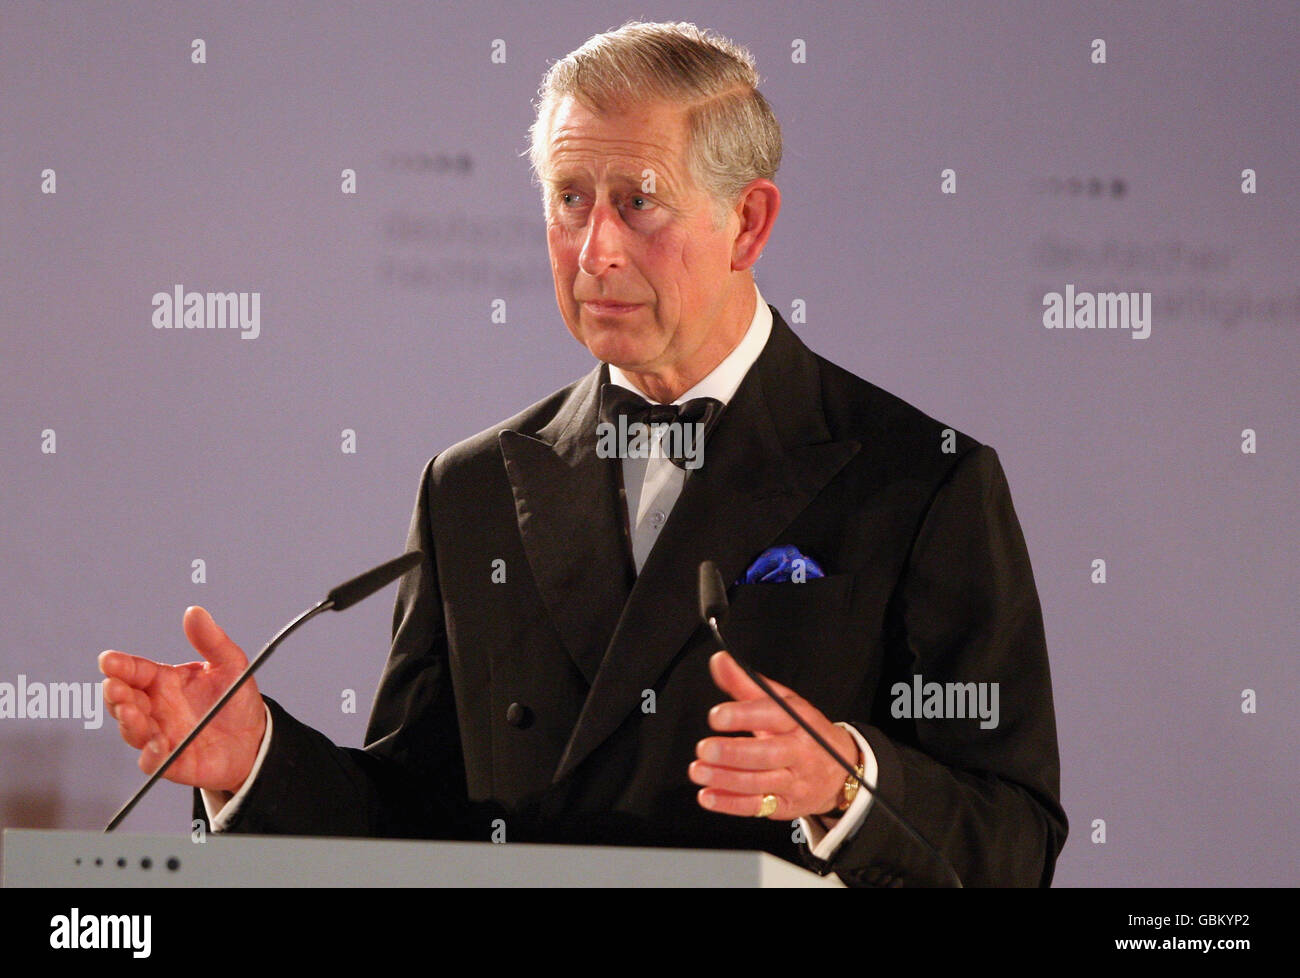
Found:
<box><xmin>207</xmin><ymin>279</ymin><xmax>878</xmax><ymax>864</ymax></box>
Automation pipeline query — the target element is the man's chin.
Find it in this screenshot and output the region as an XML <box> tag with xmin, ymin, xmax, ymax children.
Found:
<box><xmin>578</xmin><ymin>320</ymin><xmax>664</xmax><ymax>369</ymax></box>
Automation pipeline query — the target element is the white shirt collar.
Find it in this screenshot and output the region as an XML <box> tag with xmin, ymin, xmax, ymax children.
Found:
<box><xmin>607</xmin><ymin>281</ymin><xmax>772</xmax><ymax>406</ymax></box>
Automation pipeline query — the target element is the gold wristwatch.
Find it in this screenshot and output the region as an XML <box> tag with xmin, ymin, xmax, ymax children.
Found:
<box><xmin>834</xmin><ymin>761</ymin><xmax>866</xmax><ymax>813</ymax></box>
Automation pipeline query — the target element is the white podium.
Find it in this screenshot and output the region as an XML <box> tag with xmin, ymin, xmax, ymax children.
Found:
<box><xmin>2</xmin><ymin>829</ymin><xmax>842</xmax><ymax>887</ymax></box>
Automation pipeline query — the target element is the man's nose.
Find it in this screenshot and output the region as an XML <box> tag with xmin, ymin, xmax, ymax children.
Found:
<box><xmin>578</xmin><ymin>200</ymin><xmax>627</xmax><ymax>276</ymax></box>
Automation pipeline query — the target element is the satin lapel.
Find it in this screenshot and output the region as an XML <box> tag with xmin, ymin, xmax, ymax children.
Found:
<box><xmin>499</xmin><ymin>364</ymin><xmax>634</xmax><ymax>685</ymax></box>
<box><xmin>553</xmin><ymin>312</ymin><xmax>861</xmax><ymax>783</ymax></box>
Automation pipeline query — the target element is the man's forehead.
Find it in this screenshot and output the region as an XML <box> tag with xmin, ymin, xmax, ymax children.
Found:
<box><xmin>545</xmin><ymin>98</ymin><xmax>687</xmax><ymax>174</ymax></box>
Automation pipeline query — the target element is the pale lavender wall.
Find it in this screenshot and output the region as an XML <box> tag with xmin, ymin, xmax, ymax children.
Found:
<box><xmin>1</xmin><ymin>1</ymin><xmax>1295</xmax><ymax>886</ymax></box>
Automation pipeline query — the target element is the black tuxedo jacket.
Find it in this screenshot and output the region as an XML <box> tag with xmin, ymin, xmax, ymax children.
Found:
<box><xmin>205</xmin><ymin>309</ymin><xmax>1067</xmax><ymax>887</ymax></box>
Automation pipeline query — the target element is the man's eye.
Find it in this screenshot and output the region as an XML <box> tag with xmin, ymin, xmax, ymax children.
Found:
<box><xmin>628</xmin><ymin>196</ymin><xmax>652</xmax><ymax>210</ymax></box>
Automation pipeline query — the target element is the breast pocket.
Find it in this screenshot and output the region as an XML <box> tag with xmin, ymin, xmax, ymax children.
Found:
<box><xmin>721</xmin><ymin>573</ymin><xmax>857</xmax><ymax>693</ymax></box>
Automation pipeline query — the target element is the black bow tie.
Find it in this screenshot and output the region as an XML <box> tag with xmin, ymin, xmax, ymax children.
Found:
<box><xmin>597</xmin><ymin>383</ymin><xmax>725</xmax><ymax>470</ymax></box>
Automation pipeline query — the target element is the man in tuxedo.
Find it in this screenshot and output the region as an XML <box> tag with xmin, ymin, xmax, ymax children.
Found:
<box><xmin>100</xmin><ymin>21</ymin><xmax>1066</xmax><ymax>886</ymax></box>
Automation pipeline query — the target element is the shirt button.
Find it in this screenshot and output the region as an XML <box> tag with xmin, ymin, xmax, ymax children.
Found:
<box><xmin>649</xmin><ymin>510</ymin><xmax>666</xmax><ymax>528</ymax></box>
<box><xmin>506</xmin><ymin>702</ymin><xmax>533</xmax><ymax>728</ymax></box>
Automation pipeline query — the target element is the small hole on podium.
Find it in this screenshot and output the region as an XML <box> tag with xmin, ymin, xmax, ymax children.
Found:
<box><xmin>140</xmin><ymin>857</ymin><xmax>152</xmax><ymax>870</ymax></box>
<box><xmin>116</xmin><ymin>857</ymin><xmax>126</xmax><ymax>868</ymax></box>
<box><xmin>166</xmin><ymin>857</ymin><xmax>180</xmax><ymax>872</ymax></box>
<box><xmin>94</xmin><ymin>858</ymin><xmax>103</xmax><ymax>866</ymax></box>
<box><xmin>74</xmin><ymin>858</ymin><xmax>82</xmax><ymax>865</ymax></box>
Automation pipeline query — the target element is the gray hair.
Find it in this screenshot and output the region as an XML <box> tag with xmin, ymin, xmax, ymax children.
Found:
<box><xmin>526</xmin><ymin>21</ymin><xmax>782</xmax><ymax>226</ymax></box>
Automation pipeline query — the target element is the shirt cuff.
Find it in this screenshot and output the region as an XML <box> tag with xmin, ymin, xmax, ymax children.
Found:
<box><xmin>798</xmin><ymin>722</ymin><xmax>878</xmax><ymax>861</ymax></box>
<box><xmin>200</xmin><ymin>702</ymin><xmax>273</xmax><ymax>832</ymax></box>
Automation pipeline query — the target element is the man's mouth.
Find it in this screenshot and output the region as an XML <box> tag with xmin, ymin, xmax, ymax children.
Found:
<box><xmin>583</xmin><ymin>300</ymin><xmax>642</xmax><ymax>315</ymax></box>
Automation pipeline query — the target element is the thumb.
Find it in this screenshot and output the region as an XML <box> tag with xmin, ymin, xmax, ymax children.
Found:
<box><xmin>182</xmin><ymin>606</ymin><xmax>246</xmax><ymax>671</ymax></box>
<box><xmin>709</xmin><ymin>650</ymin><xmax>768</xmax><ymax>702</ymax></box>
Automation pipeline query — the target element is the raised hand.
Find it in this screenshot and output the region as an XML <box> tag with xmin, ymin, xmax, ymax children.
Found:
<box><xmin>690</xmin><ymin>650</ymin><xmax>860</xmax><ymax>820</ymax></box>
<box><xmin>99</xmin><ymin>606</ymin><xmax>267</xmax><ymax>795</ymax></box>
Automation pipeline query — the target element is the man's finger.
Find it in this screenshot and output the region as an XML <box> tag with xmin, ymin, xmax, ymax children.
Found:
<box><xmin>708</xmin><ymin>697</ymin><xmax>801</xmax><ymax>735</ymax></box>
<box><xmin>115</xmin><ymin>702</ymin><xmax>158</xmax><ymax>750</ymax></box>
<box><xmin>103</xmin><ymin>677</ymin><xmax>150</xmax><ymax>714</ymax></box>
<box><xmin>697</xmin><ymin>788</ymin><xmax>787</xmax><ymax>820</ymax></box>
<box><xmin>98</xmin><ymin>650</ymin><xmax>160</xmax><ymax>689</ymax></box>
<box><xmin>138</xmin><ymin>735</ymin><xmax>172</xmax><ymax>775</ymax></box>
<box><xmin>708</xmin><ymin>650</ymin><xmax>796</xmax><ymax>703</ymax></box>
<box><xmin>689</xmin><ymin>760</ymin><xmax>793</xmax><ymax>796</ymax></box>
<box><xmin>182</xmin><ymin>606</ymin><xmax>245</xmax><ymax>670</ymax></box>
<box><xmin>696</xmin><ymin>732</ymin><xmax>797</xmax><ymax>771</ymax></box>
<box><xmin>708</xmin><ymin>650</ymin><xmax>759</xmax><ymax>700</ymax></box>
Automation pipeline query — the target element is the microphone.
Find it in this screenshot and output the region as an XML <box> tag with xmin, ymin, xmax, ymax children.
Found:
<box><xmin>697</xmin><ymin>560</ymin><xmax>963</xmax><ymax>888</ymax></box>
<box><xmin>699</xmin><ymin>561</ymin><xmax>730</xmax><ymax>629</ymax></box>
<box><xmin>104</xmin><ymin>550</ymin><xmax>424</xmax><ymax>832</ymax></box>
<box><xmin>326</xmin><ymin>551</ymin><xmax>422</xmax><ymax>611</ymax></box>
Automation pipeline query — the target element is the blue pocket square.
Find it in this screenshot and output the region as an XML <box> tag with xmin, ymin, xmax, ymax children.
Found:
<box><xmin>738</xmin><ymin>545</ymin><xmax>825</xmax><ymax>584</ymax></box>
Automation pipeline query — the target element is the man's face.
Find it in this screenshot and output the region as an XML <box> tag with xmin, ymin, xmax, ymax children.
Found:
<box><xmin>542</xmin><ymin>97</ymin><xmax>741</xmax><ymax>379</ymax></box>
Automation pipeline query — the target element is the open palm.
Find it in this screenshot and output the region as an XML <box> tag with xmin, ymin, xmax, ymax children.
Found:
<box><xmin>99</xmin><ymin>606</ymin><xmax>266</xmax><ymax>795</ymax></box>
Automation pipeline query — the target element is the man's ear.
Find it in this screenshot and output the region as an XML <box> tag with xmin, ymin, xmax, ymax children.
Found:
<box><xmin>729</xmin><ymin>179</ymin><xmax>781</xmax><ymax>271</ymax></box>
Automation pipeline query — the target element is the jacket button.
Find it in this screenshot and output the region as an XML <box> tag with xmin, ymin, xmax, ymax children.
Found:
<box><xmin>506</xmin><ymin>702</ymin><xmax>533</xmax><ymax>728</ymax></box>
